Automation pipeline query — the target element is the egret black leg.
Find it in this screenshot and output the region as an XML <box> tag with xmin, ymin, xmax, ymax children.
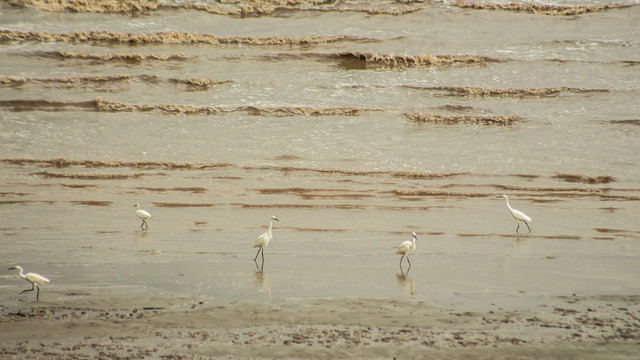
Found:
<box><xmin>36</xmin><ymin>285</ymin><xmax>40</xmax><ymax>301</ymax></box>
<box><xmin>261</xmin><ymin>249</ymin><xmax>265</xmax><ymax>263</ymax></box>
<box><xmin>516</xmin><ymin>223</ymin><xmax>520</xmax><ymax>233</ymax></box>
<box><xmin>20</xmin><ymin>283</ymin><xmax>35</xmax><ymax>294</ymax></box>
<box><xmin>524</xmin><ymin>221</ymin><xmax>531</xmax><ymax>232</ymax></box>
<box><xmin>407</xmin><ymin>255</ymin><xmax>411</xmax><ymax>270</ymax></box>
<box><xmin>399</xmin><ymin>254</ymin><xmax>405</xmax><ymax>266</ymax></box>
<box><xmin>254</xmin><ymin>248</ymin><xmax>262</xmax><ymax>261</ymax></box>
<box><xmin>254</xmin><ymin>258</ymin><xmax>264</xmax><ymax>271</ymax></box>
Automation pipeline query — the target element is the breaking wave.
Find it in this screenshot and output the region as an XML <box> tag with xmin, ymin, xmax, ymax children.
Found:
<box><xmin>0</xmin><ymin>30</ymin><xmax>363</xmax><ymax>46</ymax></box>
<box><xmin>0</xmin><ymin>98</ymin><xmax>387</xmax><ymax>116</ymax></box>
<box><xmin>405</xmin><ymin>86</ymin><xmax>610</xmax><ymax>98</ymax></box>
<box><xmin>38</xmin><ymin>50</ymin><xmax>193</xmax><ymax>62</ymax></box>
<box><xmin>0</xmin><ymin>75</ymin><xmax>233</xmax><ymax>91</ymax></box>
<box><xmin>335</xmin><ymin>52</ymin><xmax>498</xmax><ymax>69</ymax></box>
<box><xmin>454</xmin><ymin>1</ymin><xmax>633</xmax><ymax>16</ymax></box>
<box><xmin>406</xmin><ymin>112</ymin><xmax>522</xmax><ymax>126</ymax></box>
<box><xmin>5</xmin><ymin>0</ymin><xmax>424</xmax><ymax>16</ymax></box>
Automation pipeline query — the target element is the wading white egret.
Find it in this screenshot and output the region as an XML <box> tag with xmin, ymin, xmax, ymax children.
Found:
<box><xmin>8</xmin><ymin>265</ymin><xmax>50</xmax><ymax>301</ymax></box>
<box><xmin>133</xmin><ymin>203</ymin><xmax>151</xmax><ymax>230</ymax></box>
<box><xmin>253</xmin><ymin>216</ymin><xmax>279</xmax><ymax>263</ymax></box>
<box><xmin>497</xmin><ymin>195</ymin><xmax>532</xmax><ymax>233</ymax></box>
<box><xmin>396</xmin><ymin>232</ymin><xmax>417</xmax><ymax>270</ymax></box>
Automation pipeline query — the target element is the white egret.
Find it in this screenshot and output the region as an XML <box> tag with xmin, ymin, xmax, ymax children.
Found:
<box><xmin>497</xmin><ymin>195</ymin><xmax>532</xmax><ymax>233</ymax></box>
<box><xmin>253</xmin><ymin>216</ymin><xmax>279</xmax><ymax>262</ymax></box>
<box><xmin>8</xmin><ymin>265</ymin><xmax>50</xmax><ymax>301</ymax></box>
<box><xmin>396</xmin><ymin>232</ymin><xmax>417</xmax><ymax>270</ymax></box>
<box><xmin>133</xmin><ymin>203</ymin><xmax>151</xmax><ymax>230</ymax></box>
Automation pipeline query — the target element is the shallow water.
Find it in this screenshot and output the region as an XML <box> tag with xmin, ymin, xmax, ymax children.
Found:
<box><xmin>1</xmin><ymin>0</ymin><xmax>639</xmax><ymax>311</ymax></box>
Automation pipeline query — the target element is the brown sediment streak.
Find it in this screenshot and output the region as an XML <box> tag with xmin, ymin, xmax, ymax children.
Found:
<box><xmin>0</xmin><ymin>200</ymin><xmax>29</xmax><ymax>205</ymax></box>
<box><xmin>406</xmin><ymin>86</ymin><xmax>610</xmax><ymax>98</ymax></box>
<box><xmin>490</xmin><ymin>184</ymin><xmax>604</xmax><ymax>194</ymax></box>
<box><xmin>70</xmin><ymin>200</ymin><xmax>113</xmax><ymax>206</ymax></box>
<box><xmin>61</xmin><ymin>184</ymin><xmax>98</xmax><ymax>188</ymax></box>
<box><xmin>35</xmin><ymin>171</ymin><xmax>148</xmax><ymax>180</ymax></box>
<box><xmin>392</xmin><ymin>190</ymin><xmax>488</xmax><ymax>198</ymax></box>
<box><xmin>1</xmin><ymin>158</ymin><xmax>231</xmax><ymax>170</ymax></box>
<box><xmin>240</xmin><ymin>106</ymin><xmax>384</xmax><ymax>116</ymax></box>
<box><xmin>553</xmin><ymin>174</ymin><xmax>617</xmax><ymax>184</ymax></box>
<box><xmin>0</xmin><ymin>74</ymin><xmax>133</xmax><ymax>86</ymax></box>
<box><xmin>514</xmin><ymin>174</ymin><xmax>540</xmax><ymax>180</ymax></box>
<box><xmin>395</xmin><ymin>189</ymin><xmax>640</xmax><ymax>201</ymax></box>
<box><xmin>0</xmin><ymin>75</ymin><xmax>233</xmax><ymax>91</ymax></box>
<box><xmin>6</xmin><ymin>0</ymin><xmax>422</xmax><ymax>16</ymax></box>
<box><xmin>454</xmin><ymin>1</ymin><xmax>632</xmax><ymax>16</ymax></box>
<box><xmin>257</xmin><ymin>187</ymin><xmax>326</xmax><ymax>195</ymax></box>
<box><xmin>241</xmin><ymin>204</ymin><xmax>441</xmax><ymax>211</ymax></box>
<box><xmin>153</xmin><ymin>202</ymin><xmax>219</xmax><ymax>208</ymax></box>
<box><xmin>95</xmin><ymin>98</ymin><xmax>385</xmax><ymax>116</ymax></box>
<box><xmin>609</xmin><ymin>119</ymin><xmax>640</xmax><ymax>126</ymax></box>
<box><xmin>406</xmin><ymin>113</ymin><xmax>521</xmax><ymax>126</ymax></box>
<box><xmin>239</xmin><ymin>204</ymin><xmax>366</xmax><ymax>210</ymax></box>
<box><xmin>543</xmin><ymin>58</ymin><xmax>640</xmax><ymax>66</ymax></box>
<box><xmin>0</xmin><ymin>99</ymin><xmax>95</xmax><ymax>112</ymax></box>
<box><xmin>43</xmin><ymin>50</ymin><xmax>193</xmax><ymax>61</ymax></box>
<box><xmin>594</xmin><ymin>228</ymin><xmax>631</xmax><ymax>234</ymax></box>
<box><xmin>436</xmin><ymin>104</ymin><xmax>475</xmax><ymax>113</ymax></box>
<box><xmin>0</xmin><ymin>30</ymin><xmax>358</xmax><ymax>46</ymax></box>
<box><xmin>256</xmin><ymin>188</ymin><xmax>374</xmax><ymax>200</ymax></box>
<box><xmin>136</xmin><ymin>187</ymin><xmax>208</xmax><ymax>194</ymax></box>
<box><xmin>283</xmin><ymin>226</ymin><xmax>349</xmax><ymax>232</ymax></box>
<box><xmin>0</xmin><ymin>192</ymin><xmax>31</xmax><ymax>197</ymax></box>
<box><xmin>0</xmin><ymin>98</ymin><xmax>383</xmax><ymax>115</ymax></box>
<box><xmin>259</xmin><ymin>166</ymin><xmax>466</xmax><ymax>179</ymax></box>
<box><xmin>336</xmin><ymin>52</ymin><xmax>495</xmax><ymax>68</ymax></box>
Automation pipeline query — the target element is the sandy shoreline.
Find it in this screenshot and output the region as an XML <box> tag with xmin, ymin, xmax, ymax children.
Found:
<box><xmin>1</xmin><ymin>295</ymin><xmax>638</xmax><ymax>359</ymax></box>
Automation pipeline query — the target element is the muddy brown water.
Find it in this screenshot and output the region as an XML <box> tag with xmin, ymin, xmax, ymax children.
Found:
<box><xmin>0</xmin><ymin>0</ymin><xmax>639</xmax><ymax>312</ymax></box>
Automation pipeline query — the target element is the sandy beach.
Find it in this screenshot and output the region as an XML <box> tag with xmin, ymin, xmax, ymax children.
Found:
<box><xmin>1</xmin><ymin>295</ymin><xmax>639</xmax><ymax>359</ymax></box>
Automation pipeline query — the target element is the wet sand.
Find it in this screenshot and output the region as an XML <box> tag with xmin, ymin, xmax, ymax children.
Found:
<box><xmin>1</xmin><ymin>295</ymin><xmax>639</xmax><ymax>359</ymax></box>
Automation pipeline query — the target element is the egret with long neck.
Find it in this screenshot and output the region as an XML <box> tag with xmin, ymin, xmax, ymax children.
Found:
<box><xmin>133</xmin><ymin>203</ymin><xmax>151</xmax><ymax>230</ymax></box>
<box><xmin>497</xmin><ymin>195</ymin><xmax>532</xmax><ymax>233</ymax></box>
<box><xmin>396</xmin><ymin>232</ymin><xmax>417</xmax><ymax>271</ymax></box>
<box><xmin>253</xmin><ymin>216</ymin><xmax>279</xmax><ymax>263</ymax></box>
<box><xmin>8</xmin><ymin>265</ymin><xmax>50</xmax><ymax>301</ymax></box>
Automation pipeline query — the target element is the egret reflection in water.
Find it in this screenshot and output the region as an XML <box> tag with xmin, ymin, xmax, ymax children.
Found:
<box><xmin>396</xmin><ymin>271</ymin><xmax>415</xmax><ymax>298</ymax></box>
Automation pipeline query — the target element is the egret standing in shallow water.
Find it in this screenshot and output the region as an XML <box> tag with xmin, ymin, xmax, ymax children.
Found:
<box><xmin>8</xmin><ymin>266</ymin><xmax>50</xmax><ymax>301</ymax></box>
<box><xmin>133</xmin><ymin>203</ymin><xmax>151</xmax><ymax>230</ymax></box>
<box><xmin>253</xmin><ymin>216</ymin><xmax>279</xmax><ymax>263</ymax></box>
<box><xmin>497</xmin><ymin>194</ymin><xmax>532</xmax><ymax>233</ymax></box>
<box><xmin>396</xmin><ymin>232</ymin><xmax>417</xmax><ymax>271</ymax></box>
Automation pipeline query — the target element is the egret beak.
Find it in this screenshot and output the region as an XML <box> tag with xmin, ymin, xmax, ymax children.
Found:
<box><xmin>274</xmin><ymin>218</ymin><xmax>280</xmax><ymax>222</ymax></box>
<box><xmin>7</xmin><ymin>267</ymin><xmax>16</xmax><ymax>270</ymax></box>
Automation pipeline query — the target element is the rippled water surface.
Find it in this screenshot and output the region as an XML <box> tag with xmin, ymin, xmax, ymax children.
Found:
<box><xmin>1</xmin><ymin>0</ymin><xmax>639</xmax><ymax>310</ymax></box>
